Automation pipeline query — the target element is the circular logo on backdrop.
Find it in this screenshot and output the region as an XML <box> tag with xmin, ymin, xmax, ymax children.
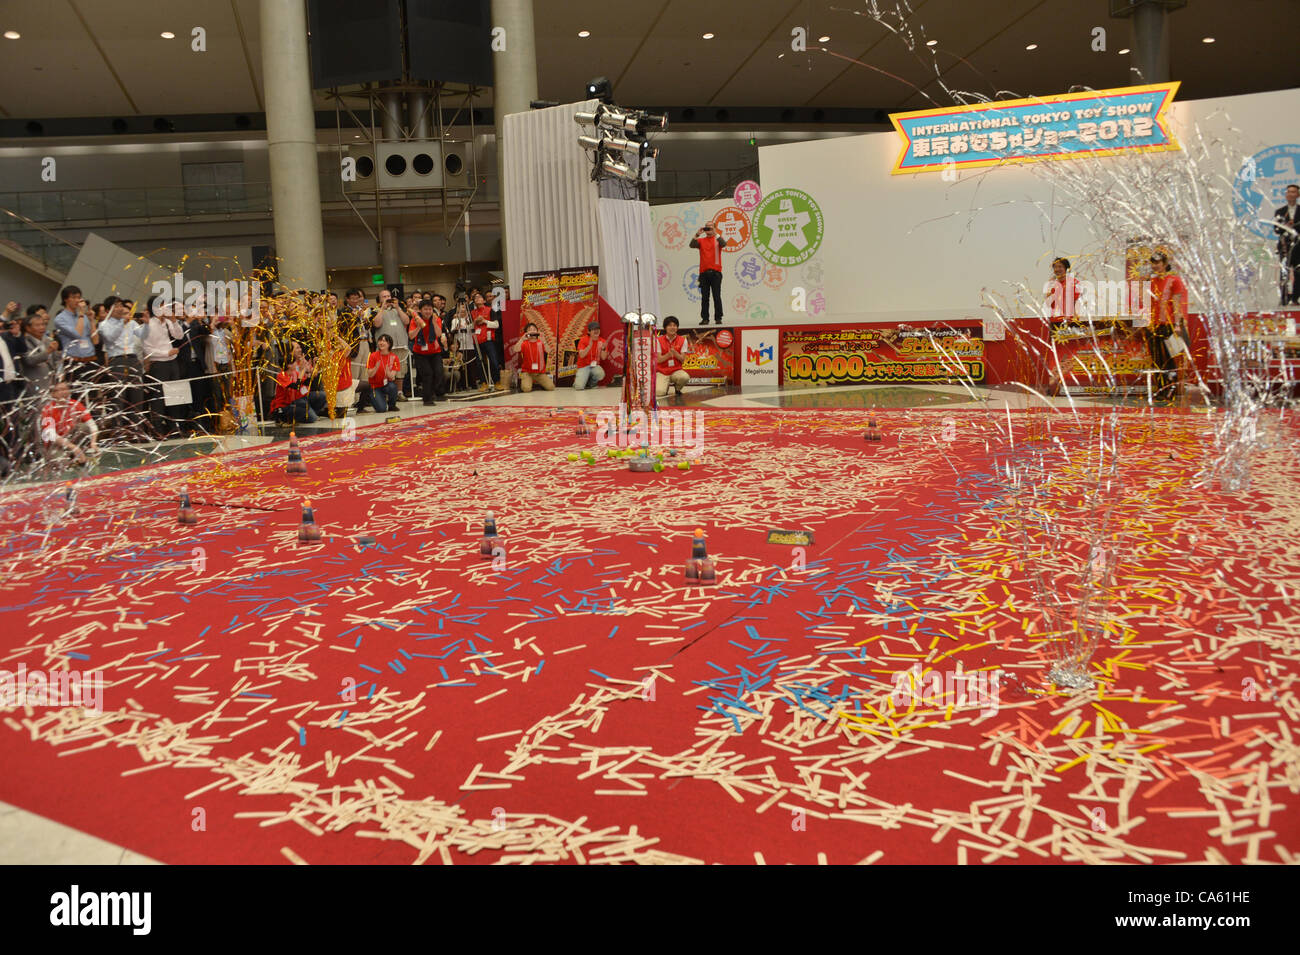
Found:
<box><xmin>657</xmin><ymin>216</ymin><xmax>686</xmax><ymax>251</ymax></box>
<box><xmin>1233</xmin><ymin>144</ymin><xmax>1300</xmax><ymax>239</ymax></box>
<box><xmin>683</xmin><ymin>265</ymin><xmax>701</xmax><ymax>303</ymax></box>
<box><xmin>733</xmin><ymin>293</ymin><xmax>751</xmax><ymax>313</ymax></box>
<box><xmin>716</xmin><ymin>329</ymin><xmax>733</xmax><ymax>348</ymax></box>
<box><xmin>748</xmin><ymin>302</ymin><xmax>774</xmax><ymax>322</ymax></box>
<box><xmin>735</xmin><ymin>253</ymin><xmax>764</xmax><ymax>289</ymax></box>
<box><xmin>752</xmin><ymin>187</ymin><xmax>825</xmax><ymax>266</ymax></box>
<box><xmin>656</xmin><ymin>259</ymin><xmax>671</xmax><ymax>290</ymax></box>
<box><xmin>733</xmin><ymin>180</ymin><xmax>762</xmax><ymax>212</ymax></box>
<box><xmin>763</xmin><ymin>265</ymin><xmax>788</xmax><ymax>289</ymax></box>
<box><xmin>710</xmin><ymin>207</ymin><xmax>750</xmax><ymax>253</ymax></box>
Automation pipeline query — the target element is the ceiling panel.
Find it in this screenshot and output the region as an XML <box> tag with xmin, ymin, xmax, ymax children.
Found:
<box><xmin>0</xmin><ymin>0</ymin><xmax>1293</xmax><ymax>127</ymax></box>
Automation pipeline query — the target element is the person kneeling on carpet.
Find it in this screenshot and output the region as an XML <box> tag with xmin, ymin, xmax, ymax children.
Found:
<box><xmin>511</xmin><ymin>321</ymin><xmax>555</xmax><ymax>392</ymax></box>
<box><xmin>655</xmin><ymin>316</ymin><xmax>690</xmax><ymax>397</ymax></box>
<box><xmin>366</xmin><ymin>334</ymin><xmax>402</xmax><ymax>413</ymax></box>
<box><xmin>573</xmin><ymin>319</ymin><xmax>607</xmax><ymax>390</ymax></box>
<box><xmin>39</xmin><ymin>379</ymin><xmax>98</xmax><ymax>467</ymax></box>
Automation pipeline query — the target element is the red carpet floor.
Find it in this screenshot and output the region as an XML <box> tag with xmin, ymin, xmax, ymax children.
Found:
<box><xmin>1</xmin><ymin>405</ymin><xmax>1297</xmax><ymax>864</ymax></box>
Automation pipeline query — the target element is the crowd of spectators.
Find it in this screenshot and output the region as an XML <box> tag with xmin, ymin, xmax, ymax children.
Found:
<box><xmin>0</xmin><ymin>283</ymin><xmax>511</xmax><ymax>478</ymax></box>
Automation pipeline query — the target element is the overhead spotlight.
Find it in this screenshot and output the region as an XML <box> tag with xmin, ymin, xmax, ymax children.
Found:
<box><xmin>580</xmin><ymin>133</ymin><xmax>658</xmax><ymax>162</ymax></box>
<box><xmin>818</xmin><ymin>35</ymin><xmax>830</xmax><ymax>42</ymax></box>
<box><xmin>161</xmin><ymin>31</ymin><xmax>175</xmax><ymax>39</ymax></box>
<box><xmin>926</xmin><ymin>39</ymin><xmax>938</xmax><ymax>46</ymax></box>
<box><xmin>600</xmin><ymin>154</ymin><xmax>640</xmax><ymax>181</ymax></box>
<box><xmin>702</xmin><ymin>33</ymin><xmax>714</xmax><ymax>40</ymax></box>
<box><xmin>578</xmin><ymin>30</ymin><xmax>590</xmax><ymax>38</ymax></box>
<box><xmin>3</xmin><ymin>31</ymin><xmax>19</xmax><ymax>40</ymax></box>
<box><xmin>1118</xmin><ymin>47</ymin><xmax>1130</xmax><ymax>54</ymax></box>
<box><xmin>1202</xmin><ymin>36</ymin><xmax>1215</xmax><ymax>43</ymax></box>
<box><xmin>584</xmin><ymin>76</ymin><xmax>613</xmax><ymax>103</ymax></box>
<box><xmin>1025</xmin><ymin>43</ymin><xmax>1038</xmax><ymax>50</ymax></box>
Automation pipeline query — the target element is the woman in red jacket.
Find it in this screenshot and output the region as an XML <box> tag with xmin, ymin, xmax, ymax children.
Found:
<box><xmin>366</xmin><ymin>334</ymin><xmax>401</xmax><ymax>412</ymax></box>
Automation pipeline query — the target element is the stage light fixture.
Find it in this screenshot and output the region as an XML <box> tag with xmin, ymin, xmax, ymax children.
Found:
<box><xmin>585</xmin><ymin>76</ymin><xmax>613</xmax><ymax>103</ymax></box>
<box><xmin>3</xmin><ymin>31</ymin><xmax>20</xmax><ymax>40</ymax></box>
<box><xmin>600</xmin><ymin>154</ymin><xmax>641</xmax><ymax>181</ymax></box>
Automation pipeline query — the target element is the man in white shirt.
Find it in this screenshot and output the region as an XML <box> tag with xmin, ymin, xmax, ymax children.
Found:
<box><xmin>99</xmin><ymin>296</ymin><xmax>148</xmax><ymax>423</ymax></box>
<box><xmin>141</xmin><ymin>298</ymin><xmax>184</xmax><ymax>437</ymax></box>
<box><xmin>370</xmin><ymin>289</ymin><xmax>410</xmax><ymax>399</ymax></box>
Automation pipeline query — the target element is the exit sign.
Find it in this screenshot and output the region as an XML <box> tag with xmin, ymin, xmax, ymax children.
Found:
<box><xmin>371</xmin><ymin>273</ymin><xmax>385</xmax><ymax>286</ymax></box>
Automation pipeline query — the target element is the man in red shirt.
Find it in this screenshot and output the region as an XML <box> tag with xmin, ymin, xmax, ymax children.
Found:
<box><xmin>655</xmin><ymin>316</ymin><xmax>690</xmax><ymax>397</ymax></box>
<box><xmin>689</xmin><ymin>222</ymin><xmax>728</xmax><ymax>326</ymax></box>
<box><xmin>573</xmin><ymin>319</ymin><xmax>607</xmax><ymax>390</ymax></box>
<box><xmin>39</xmin><ymin>380</ymin><xmax>98</xmax><ymax>465</ymax></box>
<box><xmin>1146</xmin><ymin>251</ymin><xmax>1187</xmax><ymax>403</ymax></box>
<box><xmin>409</xmin><ymin>300</ymin><xmax>448</xmax><ymax>406</ymax></box>
<box><xmin>511</xmin><ymin>321</ymin><xmax>554</xmax><ymax>392</ymax></box>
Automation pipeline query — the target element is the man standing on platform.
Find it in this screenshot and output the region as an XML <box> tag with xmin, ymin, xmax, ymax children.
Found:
<box><xmin>690</xmin><ymin>222</ymin><xmax>728</xmax><ymax>326</ymax></box>
<box><xmin>655</xmin><ymin>316</ymin><xmax>690</xmax><ymax>397</ymax></box>
<box><xmin>1275</xmin><ymin>184</ymin><xmax>1299</xmax><ymax>306</ymax></box>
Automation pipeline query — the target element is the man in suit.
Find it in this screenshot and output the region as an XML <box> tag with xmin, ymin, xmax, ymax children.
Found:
<box><xmin>1276</xmin><ymin>183</ymin><xmax>1299</xmax><ymax>306</ymax></box>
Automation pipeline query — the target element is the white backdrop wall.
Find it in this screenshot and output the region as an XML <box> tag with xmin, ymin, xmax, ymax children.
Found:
<box><xmin>663</xmin><ymin>86</ymin><xmax>1298</xmax><ymax>328</ymax></box>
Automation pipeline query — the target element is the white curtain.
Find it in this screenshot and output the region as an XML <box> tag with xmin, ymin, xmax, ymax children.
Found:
<box><xmin>501</xmin><ymin>101</ymin><xmax>602</xmax><ymax>297</ymax></box>
<box><xmin>596</xmin><ymin>198</ymin><xmax>660</xmax><ymax>319</ymax></box>
<box><xmin>501</xmin><ymin>101</ymin><xmax>659</xmax><ymax>320</ymax></box>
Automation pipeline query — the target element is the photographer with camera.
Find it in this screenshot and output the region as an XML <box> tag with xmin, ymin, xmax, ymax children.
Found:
<box><xmin>370</xmin><ymin>288</ymin><xmax>410</xmax><ymax>402</ymax></box>
<box><xmin>409</xmin><ymin>299</ymin><xmax>448</xmax><ymax>405</ymax></box>
<box><xmin>689</xmin><ymin>222</ymin><xmax>728</xmax><ymax>326</ymax></box>
<box><xmin>510</xmin><ymin>321</ymin><xmax>554</xmax><ymax>392</ymax></box>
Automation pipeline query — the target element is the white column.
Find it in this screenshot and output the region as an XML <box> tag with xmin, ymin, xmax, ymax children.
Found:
<box><xmin>491</xmin><ymin>0</ymin><xmax>540</xmax><ymax>288</ymax></box>
<box><xmin>260</xmin><ymin>0</ymin><xmax>326</xmax><ymax>289</ymax></box>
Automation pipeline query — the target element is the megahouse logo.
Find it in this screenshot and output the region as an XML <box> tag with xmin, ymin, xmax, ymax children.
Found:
<box><xmin>50</xmin><ymin>886</ymin><xmax>151</xmax><ymax>935</ymax></box>
<box><xmin>747</xmin><ymin>343</ymin><xmax>774</xmax><ymax>365</ymax></box>
<box><xmin>150</xmin><ymin>273</ymin><xmax>260</xmax><ymax>316</ymax></box>
<box><xmin>594</xmin><ymin>403</ymin><xmax>705</xmax><ymax>452</ymax></box>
